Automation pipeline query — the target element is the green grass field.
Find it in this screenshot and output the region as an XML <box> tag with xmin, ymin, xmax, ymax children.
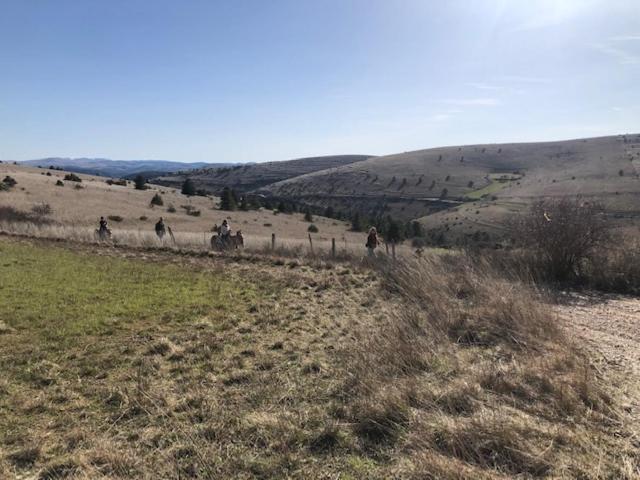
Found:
<box><xmin>0</xmin><ymin>240</ymin><xmax>262</xmax><ymax>342</ymax></box>
<box><xmin>0</xmin><ymin>238</ymin><xmax>377</xmax><ymax>478</ymax></box>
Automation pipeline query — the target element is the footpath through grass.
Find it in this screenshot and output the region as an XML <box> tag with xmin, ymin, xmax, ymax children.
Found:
<box><xmin>0</xmin><ymin>240</ymin><xmax>262</xmax><ymax>341</ymax></box>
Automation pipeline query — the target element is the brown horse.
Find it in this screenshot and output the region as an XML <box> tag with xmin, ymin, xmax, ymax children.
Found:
<box><xmin>211</xmin><ymin>230</ymin><xmax>244</xmax><ymax>250</ymax></box>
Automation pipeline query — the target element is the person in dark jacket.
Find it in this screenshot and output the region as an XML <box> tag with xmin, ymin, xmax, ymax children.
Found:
<box><xmin>366</xmin><ymin>227</ymin><xmax>379</xmax><ymax>257</ymax></box>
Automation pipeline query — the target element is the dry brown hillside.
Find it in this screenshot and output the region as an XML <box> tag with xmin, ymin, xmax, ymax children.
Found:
<box><xmin>0</xmin><ymin>163</ymin><xmax>368</xmax><ymax>252</ymax></box>
<box><xmin>152</xmin><ymin>154</ymin><xmax>372</xmax><ymax>193</ymax></box>
<box><xmin>261</xmin><ymin>134</ymin><xmax>640</xmax><ymax>240</ymax></box>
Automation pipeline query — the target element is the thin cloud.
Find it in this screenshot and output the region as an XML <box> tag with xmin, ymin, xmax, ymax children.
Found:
<box><xmin>466</xmin><ymin>82</ymin><xmax>503</xmax><ymax>91</ymax></box>
<box><xmin>441</xmin><ymin>98</ymin><xmax>501</xmax><ymax>107</ymax></box>
<box><xmin>609</xmin><ymin>35</ymin><xmax>640</xmax><ymax>42</ymax></box>
<box><xmin>594</xmin><ymin>42</ymin><xmax>640</xmax><ymax>65</ymax></box>
<box><xmin>498</xmin><ymin>75</ymin><xmax>552</xmax><ymax>84</ymax></box>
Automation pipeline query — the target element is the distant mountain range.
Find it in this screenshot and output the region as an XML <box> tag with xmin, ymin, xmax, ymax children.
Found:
<box><xmin>17</xmin><ymin>158</ymin><xmax>240</xmax><ymax>179</ymax></box>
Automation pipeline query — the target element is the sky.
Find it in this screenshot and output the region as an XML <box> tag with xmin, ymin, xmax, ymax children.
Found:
<box><xmin>0</xmin><ymin>0</ymin><xmax>639</xmax><ymax>163</ymax></box>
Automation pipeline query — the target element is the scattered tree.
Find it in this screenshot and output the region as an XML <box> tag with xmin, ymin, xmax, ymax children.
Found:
<box><xmin>304</xmin><ymin>209</ymin><xmax>313</xmax><ymax>222</ymax></box>
<box><xmin>134</xmin><ymin>175</ymin><xmax>147</xmax><ymax>190</ymax></box>
<box><xmin>220</xmin><ymin>187</ymin><xmax>237</xmax><ymax>211</ymax></box>
<box><xmin>181</xmin><ymin>178</ymin><xmax>196</xmax><ymax>196</ymax></box>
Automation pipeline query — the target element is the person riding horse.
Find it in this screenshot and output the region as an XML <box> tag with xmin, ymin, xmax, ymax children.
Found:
<box><xmin>220</xmin><ymin>219</ymin><xmax>231</xmax><ymax>246</ymax></box>
<box><xmin>97</xmin><ymin>216</ymin><xmax>111</xmax><ymax>240</ymax></box>
<box><xmin>155</xmin><ymin>217</ymin><xmax>166</xmax><ymax>239</ymax></box>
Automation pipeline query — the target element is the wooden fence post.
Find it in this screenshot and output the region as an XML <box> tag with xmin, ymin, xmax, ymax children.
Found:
<box><xmin>308</xmin><ymin>233</ymin><xmax>314</xmax><ymax>253</ymax></box>
<box><xmin>271</xmin><ymin>233</ymin><xmax>276</xmax><ymax>250</ymax></box>
<box><xmin>331</xmin><ymin>238</ymin><xmax>336</xmax><ymax>258</ymax></box>
<box><xmin>385</xmin><ymin>242</ymin><xmax>389</xmax><ymax>255</ymax></box>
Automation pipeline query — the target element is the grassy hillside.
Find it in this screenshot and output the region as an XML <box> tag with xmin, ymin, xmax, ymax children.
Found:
<box><xmin>261</xmin><ymin>134</ymin><xmax>640</xmax><ymax>241</ymax></box>
<box><xmin>152</xmin><ymin>154</ymin><xmax>372</xmax><ymax>193</ymax></box>
<box><xmin>1</xmin><ymin>238</ymin><xmax>637</xmax><ymax>478</ymax></box>
<box><xmin>0</xmin><ymin>163</ymin><xmax>367</xmax><ymax>251</ymax></box>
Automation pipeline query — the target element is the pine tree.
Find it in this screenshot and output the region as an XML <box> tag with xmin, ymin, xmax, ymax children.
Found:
<box><xmin>351</xmin><ymin>212</ymin><xmax>364</xmax><ymax>231</ymax></box>
<box><xmin>220</xmin><ymin>187</ymin><xmax>237</xmax><ymax>210</ymax></box>
<box><xmin>134</xmin><ymin>175</ymin><xmax>147</xmax><ymax>190</ymax></box>
<box><xmin>324</xmin><ymin>206</ymin><xmax>334</xmax><ymax>218</ymax></box>
<box><xmin>386</xmin><ymin>216</ymin><xmax>404</xmax><ymax>243</ymax></box>
<box><xmin>304</xmin><ymin>209</ymin><xmax>313</xmax><ymax>222</ymax></box>
<box><xmin>181</xmin><ymin>178</ymin><xmax>196</xmax><ymax>196</ymax></box>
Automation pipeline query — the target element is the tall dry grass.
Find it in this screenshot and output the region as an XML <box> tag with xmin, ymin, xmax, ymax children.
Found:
<box><xmin>338</xmin><ymin>252</ymin><xmax>637</xmax><ymax>478</ymax></box>
<box><xmin>0</xmin><ymin>220</ymin><xmax>377</xmax><ymax>263</ymax></box>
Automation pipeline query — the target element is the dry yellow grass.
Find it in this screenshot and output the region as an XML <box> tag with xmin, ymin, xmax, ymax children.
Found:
<box><xmin>1</xmin><ymin>237</ymin><xmax>638</xmax><ymax>478</ymax></box>
<box><xmin>0</xmin><ymin>163</ymin><xmax>373</xmax><ymax>251</ymax></box>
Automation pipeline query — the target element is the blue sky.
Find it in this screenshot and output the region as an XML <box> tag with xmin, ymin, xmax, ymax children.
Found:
<box><xmin>1</xmin><ymin>0</ymin><xmax>639</xmax><ymax>162</ymax></box>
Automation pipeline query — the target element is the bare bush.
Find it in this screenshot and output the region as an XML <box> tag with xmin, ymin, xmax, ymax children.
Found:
<box><xmin>31</xmin><ymin>203</ymin><xmax>53</xmax><ymax>217</ymax></box>
<box><xmin>586</xmin><ymin>235</ymin><xmax>640</xmax><ymax>294</ymax></box>
<box><xmin>510</xmin><ymin>197</ymin><xmax>608</xmax><ymax>280</ymax></box>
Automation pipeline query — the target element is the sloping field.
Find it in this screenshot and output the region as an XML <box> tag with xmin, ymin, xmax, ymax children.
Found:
<box><xmin>0</xmin><ymin>237</ymin><xmax>638</xmax><ymax>478</ymax></box>
<box><xmin>260</xmin><ymin>134</ymin><xmax>640</xmax><ymax>238</ymax></box>
<box><xmin>152</xmin><ymin>155</ymin><xmax>372</xmax><ymax>193</ymax></box>
<box><xmin>0</xmin><ymin>163</ymin><xmax>369</xmax><ymax>252</ymax></box>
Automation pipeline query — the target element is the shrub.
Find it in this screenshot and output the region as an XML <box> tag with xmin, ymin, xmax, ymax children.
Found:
<box><xmin>108</xmin><ymin>215</ymin><xmax>123</xmax><ymax>222</ymax></box>
<box><xmin>510</xmin><ymin>197</ymin><xmax>609</xmax><ymax>281</ymax></box>
<box><xmin>55</xmin><ymin>180</ymin><xmax>64</xmax><ymax>187</ymax></box>
<box><xmin>150</xmin><ymin>193</ymin><xmax>164</xmax><ymax>206</ymax></box>
<box><xmin>31</xmin><ymin>203</ymin><xmax>53</xmax><ymax>216</ymax></box>
<box><xmin>307</xmin><ymin>224</ymin><xmax>319</xmax><ymax>233</ymax></box>
<box><xmin>64</xmin><ymin>173</ymin><xmax>82</xmax><ymax>182</ymax></box>
<box><xmin>74</xmin><ymin>183</ymin><xmax>84</xmax><ymax>190</ymax></box>
<box><xmin>181</xmin><ymin>205</ymin><xmax>201</xmax><ymax>217</ymax></box>
<box><xmin>106</xmin><ymin>178</ymin><xmax>127</xmax><ymax>186</ymax></box>
<box><xmin>167</xmin><ymin>204</ymin><xmax>177</xmax><ymax>213</ymax></box>
<box><xmin>2</xmin><ymin>175</ymin><xmax>17</xmax><ymax>187</ymax></box>
<box><xmin>583</xmin><ymin>235</ymin><xmax>640</xmax><ymax>294</ymax></box>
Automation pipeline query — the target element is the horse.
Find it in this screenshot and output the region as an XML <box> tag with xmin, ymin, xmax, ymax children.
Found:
<box><xmin>211</xmin><ymin>230</ymin><xmax>244</xmax><ymax>250</ymax></box>
<box><xmin>156</xmin><ymin>225</ymin><xmax>176</xmax><ymax>244</ymax></box>
<box><xmin>95</xmin><ymin>228</ymin><xmax>112</xmax><ymax>242</ymax></box>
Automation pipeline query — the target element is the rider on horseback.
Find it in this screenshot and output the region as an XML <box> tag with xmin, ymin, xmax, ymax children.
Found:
<box><xmin>99</xmin><ymin>216</ymin><xmax>108</xmax><ymax>233</ymax></box>
<box><xmin>155</xmin><ymin>217</ymin><xmax>166</xmax><ymax>239</ymax></box>
<box><xmin>220</xmin><ymin>219</ymin><xmax>231</xmax><ymax>246</ymax></box>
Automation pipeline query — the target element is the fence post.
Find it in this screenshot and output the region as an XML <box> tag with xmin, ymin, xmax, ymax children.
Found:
<box><xmin>271</xmin><ymin>233</ymin><xmax>276</xmax><ymax>250</ymax></box>
<box><xmin>308</xmin><ymin>233</ymin><xmax>314</xmax><ymax>253</ymax></box>
<box><xmin>385</xmin><ymin>242</ymin><xmax>389</xmax><ymax>255</ymax></box>
<box><xmin>392</xmin><ymin>242</ymin><xmax>396</xmax><ymax>260</ymax></box>
<box><xmin>331</xmin><ymin>238</ymin><xmax>336</xmax><ymax>258</ymax></box>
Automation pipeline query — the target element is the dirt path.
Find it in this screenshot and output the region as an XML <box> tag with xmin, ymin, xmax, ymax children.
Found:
<box><xmin>555</xmin><ymin>293</ymin><xmax>640</xmax><ymax>437</ymax></box>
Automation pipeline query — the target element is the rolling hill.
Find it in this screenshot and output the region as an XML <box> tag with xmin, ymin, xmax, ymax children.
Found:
<box><xmin>259</xmin><ymin>134</ymin><xmax>640</xmax><ymax>240</ymax></box>
<box><xmin>151</xmin><ymin>154</ymin><xmax>373</xmax><ymax>193</ymax></box>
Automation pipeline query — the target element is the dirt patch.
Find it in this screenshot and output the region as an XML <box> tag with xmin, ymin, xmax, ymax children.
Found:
<box><xmin>555</xmin><ymin>293</ymin><xmax>640</xmax><ymax>434</ymax></box>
